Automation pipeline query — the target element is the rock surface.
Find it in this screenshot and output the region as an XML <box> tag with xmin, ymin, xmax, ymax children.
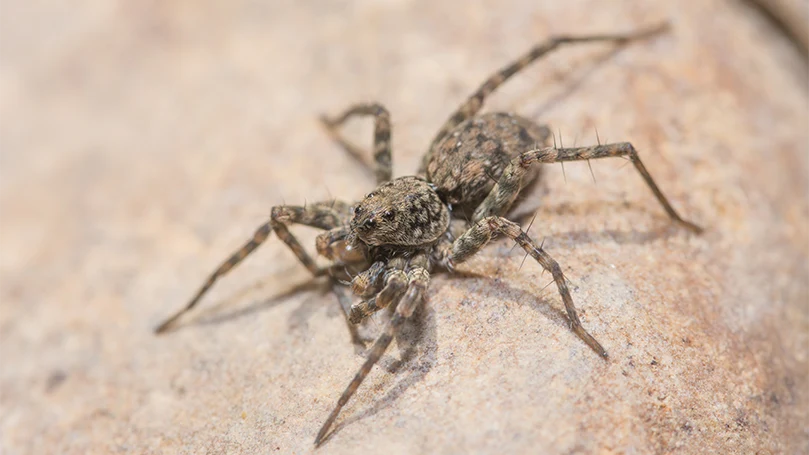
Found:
<box><xmin>1</xmin><ymin>1</ymin><xmax>807</xmax><ymax>454</ymax></box>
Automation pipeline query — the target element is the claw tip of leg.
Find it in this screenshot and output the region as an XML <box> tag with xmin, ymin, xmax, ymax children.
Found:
<box><xmin>319</xmin><ymin>114</ymin><xmax>335</xmax><ymax>128</ymax></box>
<box><xmin>646</xmin><ymin>21</ymin><xmax>671</xmax><ymax>37</ymax></box>
<box><xmin>314</xmin><ymin>430</ymin><xmax>328</xmax><ymax>447</ymax></box>
<box><xmin>679</xmin><ymin>219</ymin><xmax>704</xmax><ymax>235</ymax></box>
<box><xmin>154</xmin><ymin>320</ymin><xmax>175</xmax><ymax>335</ymax></box>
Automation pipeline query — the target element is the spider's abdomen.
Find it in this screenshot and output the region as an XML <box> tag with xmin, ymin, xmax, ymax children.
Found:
<box><xmin>425</xmin><ymin>112</ymin><xmax>551</xmax><ymax>214</ymax></box>
<box><xmin>351</xmin><ymin>176</ymin><xmax>449</xmax><ymax>247</ymax></box>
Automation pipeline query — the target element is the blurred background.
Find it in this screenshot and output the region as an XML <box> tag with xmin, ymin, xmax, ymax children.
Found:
<box><xmin>1</xmin><ymin>1</ymin><xmax>807</xmax><ymax>454</ymax></box>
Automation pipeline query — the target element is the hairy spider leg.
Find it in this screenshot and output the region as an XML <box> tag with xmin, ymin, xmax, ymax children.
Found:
<box><xmin>472</xmin><ymin>143</ymin><xmax>702</xmax><ymax>232</ymax></box>
<box><xmin>421</xmin><ymin>22</ymin><xmax>669</xmax><ymax>171</ymax></box>
<box><xmin>315</xmin><ymin>254</ymin><xmax>431</xmax><ymax>445</ymax></box>
<box><xmin>155</xmin><ymin>200</ymin><xmax>353</xmax><ymax>334</ymax></box>
<box><xmin>321</xmin><ymin>103</ymin><xmax>393</xmax><ymax>184</ymax></box>
<box><xmin>445</xmin><ymin>216</ymin><xmax>608</xmax><ymax>358</ymax></box>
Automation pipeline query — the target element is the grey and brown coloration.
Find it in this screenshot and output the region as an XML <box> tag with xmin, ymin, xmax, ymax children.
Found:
<box><xmin>154</xmin><ymin>21</ymin><xmax>701</xmax><ymax>446</ymax></box>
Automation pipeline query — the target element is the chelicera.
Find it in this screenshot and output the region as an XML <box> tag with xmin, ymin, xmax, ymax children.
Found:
<box><xmin>155</xmin><ymin>21</ymin><xmax>700</xmax><ymax>445</ymax></box>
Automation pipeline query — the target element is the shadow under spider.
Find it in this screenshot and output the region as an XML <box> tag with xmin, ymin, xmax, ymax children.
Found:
<box><xmin>320</xmin><ymin>265</ymin><xmax>589</xmax><ymax>443</ymax></box>
<box><xmin>553</xmin><ymin>224</ymin><xmax>681</xmax><ymax>247</ymax></box>
<box><xmin>180</xmin><ymin>276</ymin><xmax>329</xmax><ymax>330</ymax></box>
<box><xmin>522</xmin><ymin>46</ymin><xmax>641</xmax><ymax>119</ymax></box>
<box><xmin>501</xmin><ymin>158</ymin><xmax>689</xmax><ymax>247</ymax></box>
<box><xmin>509</xmin><ymin>198</ymin><xmax>684</xmax><ymax>247</ymax></box>
<box><xmin>323</xmin><ymin>299</ymin><xmax>438</xmax><ymax>443</ymax></box>
<box><xmin>451</xmin><ymin>272</ymin><xmax>571</xmax><ymax>332</ymax></box>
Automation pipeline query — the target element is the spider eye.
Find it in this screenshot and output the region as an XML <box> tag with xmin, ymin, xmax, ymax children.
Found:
<box><xmin>383</xmin><ymin>210</ymin><xmax>395</xmax><ymax>220</ymax></box>
<box><xmin>353</xmin><ymin>206</ymin><xmax>362</xmax><ymax>215</ymax></box>
<box><xmin>363</xmin><ymin>218</ymin><xmax>377</xmax><ymax>229</ymax></box>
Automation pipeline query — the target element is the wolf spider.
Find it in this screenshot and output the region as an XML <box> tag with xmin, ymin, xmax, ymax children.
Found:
<box><xmin>155</xmin><ymin>21</ymin><xmax>700</xmax><ymax>445</ymax></box>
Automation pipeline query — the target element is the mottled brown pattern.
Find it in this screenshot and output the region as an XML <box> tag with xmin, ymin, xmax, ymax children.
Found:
<box><xmin>5</xmin><ymin>1</ymin><xmax>807</xmax><ymax>453</ymax></box>
<box><xmin>349</xmin><ymin>268</ymin><xmax>407</xmax><ymax>323</ymax></box>
<box><xmin>153</xmin><ymin>20</ymin><xmax>701</xmax><ymax>447</ymax></box>
<box><xmin>426</xmin><ymin>112</ymin><xmax>551</xmax><ymax>214</ymax></box>
<box><xmin>349</xmin><ymin>260</ymin><xmax>386</xmax><ymax>297</ymax></box>
<box><xmin>350</xmin><ymin>176</ymin><xmax>450</xmax><ymax>247</ymax></box>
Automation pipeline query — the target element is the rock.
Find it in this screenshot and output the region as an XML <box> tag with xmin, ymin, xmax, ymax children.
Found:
<box><xmin>1</xmin><ymin>1</ymin><xmax>806</xmax><ymax>453</ymax></box>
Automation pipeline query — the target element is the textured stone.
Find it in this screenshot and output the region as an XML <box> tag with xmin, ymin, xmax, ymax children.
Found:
<box><xmin>1</xmin><ymin>1</ymin><xmax>807</xmax><ymax>454</ymax></box>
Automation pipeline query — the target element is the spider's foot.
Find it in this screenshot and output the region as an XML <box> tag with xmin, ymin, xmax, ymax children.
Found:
<box><xmin>154</xmin><ymin>315</ymin><xmax>181</xmax><ymax>334</ymax></box>
<box><xmin>679</xmin><ymin>218</ymin><xmax>704</xmax><ymax>234</ymax></box>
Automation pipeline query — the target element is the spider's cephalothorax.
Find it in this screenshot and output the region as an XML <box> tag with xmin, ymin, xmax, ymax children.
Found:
<box><xmin>155</xmin><ymin>21</ymin><xmax>702</xmax><ymax>447</ymax></box>
<box><xmin>350</xmin><ymin>176</ymin><xmax>449</xmax><ymax>247</ymax></box>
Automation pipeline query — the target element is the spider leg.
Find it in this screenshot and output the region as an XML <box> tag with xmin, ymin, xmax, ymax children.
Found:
<box><xmin>315</xmin><ymin>226</ymin><xmax>349</xmax><ymax>260</ymax></box>
<box><xmin>321</xmin><ymin>103</ymin><xmax>393</xmax><ymax>184</ymax></box>
<box><xmin>472</xmin><ymin>142</ymin><xmax>702</xmax><ymax>233</ymax></box>
<box><xmin>445</xmin><ymin>216</ymin><xmax>608</xmax><ymax>358</ymax></box>
<box><xmin>347</xmin><ymin>257</ymin><xmax>407</xmax><ymax>323</ymax></box>
<box><xmin>349</xmin><ymin>268</ymin><xmax>408</xmax><ymax>324</ymax></box>
<box><xmin>421</xmin><ymin>22</ymin><xmax>668</xmax><ymax>172</ymax></box>
<box><xmin>269</xmin><ymin>202</ymin><xmax>353</xmax><ymax>275</ymax></box>
<box><xmin>315</xmin><ymin>258</ymin><xmax>430</xmax><ymax>445</ymax></box>
<box><xmin>348</xmin><ymin>260</ymin><xmax>386</xmax><ymax>298</ymax></box>
<box><xmin>155</xmin><ymin>200</ymin><xmax>352</xmax><ymax>334</ymax></box>
<box><xmin>330</xmin><ymin>280</ymin><xmax>366</xmax><ymax>348</ymax></box>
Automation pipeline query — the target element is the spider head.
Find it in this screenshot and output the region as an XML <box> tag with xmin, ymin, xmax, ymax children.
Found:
<box><xmin>351</xmin><ymin>202</ymin><xmax>399</xmax><ymax>246</ymax></box>
<box><xmin>350</xmin><ymin>176</ymin><xmax>449</xmax><ymax>247</ymax></box>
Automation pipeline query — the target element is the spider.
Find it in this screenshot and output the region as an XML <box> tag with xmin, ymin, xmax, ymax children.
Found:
<box><xmin>155</xmin><ymin>21</ymin><xmax>701</xmax><ymax>446</ymax></box>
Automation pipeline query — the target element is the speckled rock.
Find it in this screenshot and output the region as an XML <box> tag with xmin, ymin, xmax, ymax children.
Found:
<box><xmin>1</xmin><ymin>1</ymin><xmax>807</xmax><ymax>454</ymax></box>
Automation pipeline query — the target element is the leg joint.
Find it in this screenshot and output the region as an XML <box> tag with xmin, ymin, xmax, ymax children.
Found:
<box><xmin>270</xmin><ymin>205</ymin><xmax>293</xmax><ymax>223</ymax></box>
